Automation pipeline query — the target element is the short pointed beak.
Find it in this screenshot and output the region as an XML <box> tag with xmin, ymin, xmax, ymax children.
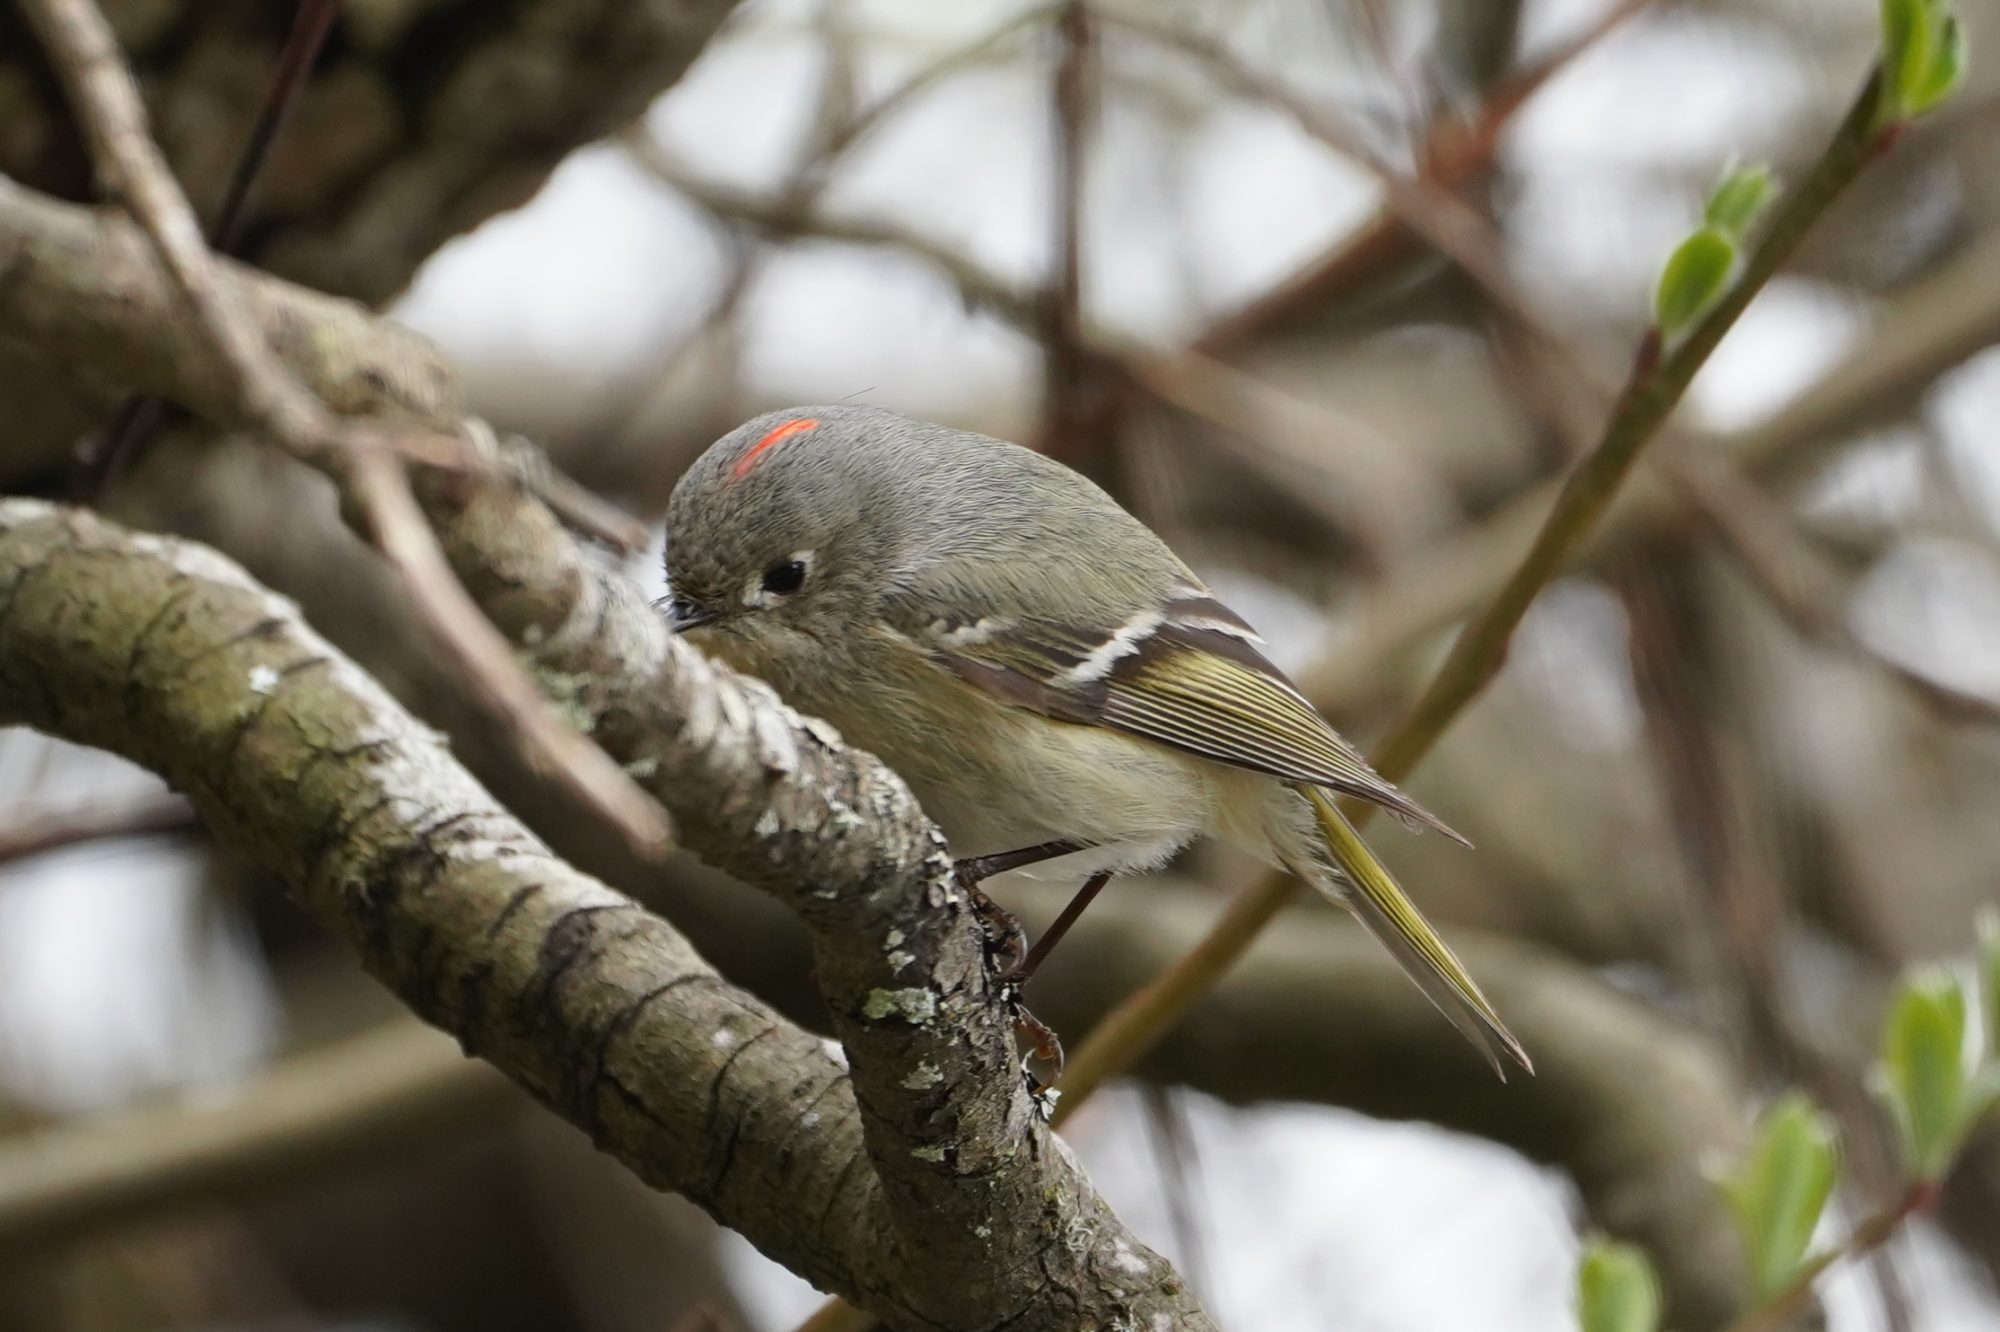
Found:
<box><xmin>667</xmin><ymin>597</ymin><xmax>717</xmax><ymax>634</ymax></box>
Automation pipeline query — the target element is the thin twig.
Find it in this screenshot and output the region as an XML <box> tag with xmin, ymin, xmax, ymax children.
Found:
<box><xmin>1615</xmin><ymin>553</ymin><xmax>1789</xmax><ymax>1056</ymax></box>
<box><xmin>82</xmin><ymin>0</ymin><xmax>346</xmax><ymax>492</ymax></box>
<box><xmin>626</xmin><ymin>142</ymin><xmax>1038</xmax><ymax>327</ymax></box>
<box><xmin>20</xmin><ymin>0</ymin><xmax>671</xmax><ymax>860</ymax></box>
<box><xmin>1120</xmin><ymin>348</ymin><xmax>1424</xmax><ymax>559</ymax></box>
<box><xmin>1179</xmin><ymin>0</ymin><xmax>1658</xmax><ymax>360</ymax></box>
<box><xmin>1049</xmin><ymin>65</ymin><xmax>1897</xmax><ymax>1119</ymax></box>
<box><xmin>1296</xmin><ymin>219</ymin><xmax>2000</xmax><ymax>721</ymax></box>
<box><xmin>1139</xmin><ymin>1082</ymin><xmax>1213</xmax><ymax>1300</ymax></box>
<box><xmin>1101</xmin><ymin>8</ymin><xmax>1536</xmax><ymax>331</ymax></box>
<box><xmin>212</xmin><ymin>0</ymin><xmax>347</xmax><ymax>253</ymax></box>
<box><xmin>1040</xmin><ymin>0</ymin><xmax>1097</xmax><ymax>466</ymax></box>
<box><xmin>1615</xmin><ymin>546</ymin><xmax>1930</xmax><ymax>1327</ymax></box>
<box><xmin>1353</xmin><ymin>0</ymin><xmax>1428</xmax><ymax>143</ymax></box>
<box><xmin>24</xmin><ymin>0</ymin><xmax>333</xmax><ymax>456</ymax></box>
<box><xmin>469</xmin><ymin>420</ymin><xmax>652</xmax><ymax>552</ymax></box>
<box><xmin>344</xmin><ymin>449</ymin><xmax>673</xmax><ymax>857</ymax></box>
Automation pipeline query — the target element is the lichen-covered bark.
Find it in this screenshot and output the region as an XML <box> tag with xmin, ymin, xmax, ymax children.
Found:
<box><xmin>0</xmin><ymin>501</ymin><xmax>1215</xmax><ymax>1332</ymax></box>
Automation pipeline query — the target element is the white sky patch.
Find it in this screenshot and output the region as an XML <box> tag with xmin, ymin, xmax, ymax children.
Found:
<box><xmin>1851</xmin><ymin>538</ymin><xmax>2000</xmax><ymax>701</ymax></box>
<box><xmin>1685</xmin><ymin>278</ymin><xmax>1872</xmax><ymax>432</ymax></box>
<box><xmin>1797</xmin><ymin>428</ymin><xmax>1928</xmax><ymax>530</ymax></box>
<box><xmin>393</xmin><ymin>146</ymin><xmax>728</xmax><ymax>440</ymax></box>
<box><xmin>1505</xmin><ymin>578</ymin><xmax>1642</xmax><ymax>754</ymax></box>
<box><xmin>1508</xmin><ymin>16</ymin><xmax>1817</xmax><ymax>173</ymax></box>
<box><xmin>1182</xmin><ymin>102</ymin><xmax>1383</xmax><ymax>316</ymax></box>
<box><xmin>0</xmin><ymin>737</ymin><xmax>278</xmax><ymax>1113</ymax></box>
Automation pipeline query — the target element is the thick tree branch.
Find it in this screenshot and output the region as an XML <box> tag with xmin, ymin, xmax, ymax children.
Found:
<box><xmin>0</xmin><ymin>180</ymin><xmax>1125</xmax><ymax>1310</ymax></box>
<box><xmin>0</xmin><ymin>869</ymin><xmax>1751</xmax><ymax>1325</ymax></box>
<box><xmin>0</xmin><ymin>503</ymin><xmax>1214</xmax><ymax>1332</ymax></box>
<box><xmin>0</xmin><ymin>180</ymin><xmax>460</xmax><ymax>431</ymax></box>
<box><xmin>633</xmin><ymin>871</ymin><xmax>1761</xmax><ymax>1331</ymax></box>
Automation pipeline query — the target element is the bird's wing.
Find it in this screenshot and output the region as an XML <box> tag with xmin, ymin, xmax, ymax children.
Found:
<box><xmin>888</xmin><ymin>586</ymin><xmax>1462</xmax><ymax>842</ymax></box>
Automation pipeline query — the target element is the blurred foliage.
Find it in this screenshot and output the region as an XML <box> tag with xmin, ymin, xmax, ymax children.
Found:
<box><xmin>1577</xmin><ymin>1239</ymin><xmax>1664</xmax><ymax>1332</ymax></box>
<box><xmin>1719</xmin><ymin>1094</ymin><xmax>1839</xmax><ymax>1303</ymax></box>
<box><xmin>1880</xmin><ymin>0</ymin><xmax>1968</xmax><ymax>122</ymax></box>
<box><xmin>1578</xmin><ymin>926</ymin><xmax>2000</xmax><ymax>1329</ymax></box>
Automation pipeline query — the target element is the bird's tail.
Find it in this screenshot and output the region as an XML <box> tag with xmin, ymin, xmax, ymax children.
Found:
<box><xmin>1296</xmin><ymin>784</ymin><xmax>1532</xmax><ymax>1079</ymax></box>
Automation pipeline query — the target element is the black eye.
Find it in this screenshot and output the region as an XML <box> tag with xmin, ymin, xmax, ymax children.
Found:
<box><xmin>761</xmin><ymin>559</ymin><xmax>807</xmax><ymax>596</ymax></box>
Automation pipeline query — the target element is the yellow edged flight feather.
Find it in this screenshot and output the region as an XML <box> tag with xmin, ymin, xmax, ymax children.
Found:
<box><xmin>1300</xmin><ymin>784</ymin><xmax>1530</xmax><ymax>1078</ymax></box>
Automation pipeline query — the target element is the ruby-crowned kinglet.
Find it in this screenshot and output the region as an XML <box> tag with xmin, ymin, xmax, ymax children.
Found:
<box><xmin>663</xmin><ymin>405</ymin><xmax>1529</xmax><ymax>1077</ymax></box>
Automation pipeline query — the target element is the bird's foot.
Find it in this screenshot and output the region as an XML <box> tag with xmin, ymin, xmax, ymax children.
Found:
<box><xmin>954</xmin><ymin>859</ymin><xmax>1029</xmax><ymax>975</ymax></box>
<box><xmin>1002</xmin><ymin>979</ymin><xmax>1066</xmax><ymax>1107</ymax></box>
<box><xmin>953</xmin><ymin>854</ymin><xmax>1067</xmax><ymax>1102</ymax></box>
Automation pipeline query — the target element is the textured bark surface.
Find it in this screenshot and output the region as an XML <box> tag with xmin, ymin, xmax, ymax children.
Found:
<box><xmin>0</xmin><ymin>501</ymin><xmax>1216</xmax><ymax>1332</ymax></box>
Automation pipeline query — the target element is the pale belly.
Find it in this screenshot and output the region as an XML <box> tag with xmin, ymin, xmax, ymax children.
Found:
<box><xmin>819</xmin><ymin>673</ymin><xmax>1211</xmax><ymax>870</ymax></box>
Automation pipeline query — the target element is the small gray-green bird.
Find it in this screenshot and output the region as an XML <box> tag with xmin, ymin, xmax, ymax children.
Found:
<box><xmin>663</xmin><ymin>404</ymin><xmax>1529</xmax><ymax>1077</ymax></box>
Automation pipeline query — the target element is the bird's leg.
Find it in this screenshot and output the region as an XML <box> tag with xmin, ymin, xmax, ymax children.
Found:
<box><xmin>1001</xmin><ymin>870</ymin><xmax>1113</xmax><ymax>986</ymax></box>
<box><xmin>951</xmin><ymin>841</ymin><xmax>1099</xmax><ymax>1098</ymax></box>
<box><xmin>955</xmin><ymin>839</ymin><xmax>1091</xmax><ymax>882</ymax></box>
<box><xmin>952</xmin><ymin>839</ymin><xmax>1087</xmax><ymax>974</ymax></box>
<box><xmin>1003</xmin><ymin>870</ymin><xmax>1114</xmax><ymax>1099</ymax></box>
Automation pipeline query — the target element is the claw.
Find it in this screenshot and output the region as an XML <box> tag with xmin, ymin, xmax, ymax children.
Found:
<box><xmin>950</xmin><ymin>848</ymin><xmax>1085</xmax><ymax>1106</ymax></box>
<box><xmin>1006</xmin><ymin>982</ymin><xmax>1066</xmax><ymax>1099</ymax></box>
<box><xmin>956</xmin><ymin>861</ymin><xmax>1029</xmax><ymax>974</ymax></box>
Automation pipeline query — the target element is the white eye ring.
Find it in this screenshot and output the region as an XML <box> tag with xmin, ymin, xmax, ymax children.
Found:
<box><xmin>743</xmin><ymin>549</ymin><xmax>814</xmax><ymax>608</ymax></box>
